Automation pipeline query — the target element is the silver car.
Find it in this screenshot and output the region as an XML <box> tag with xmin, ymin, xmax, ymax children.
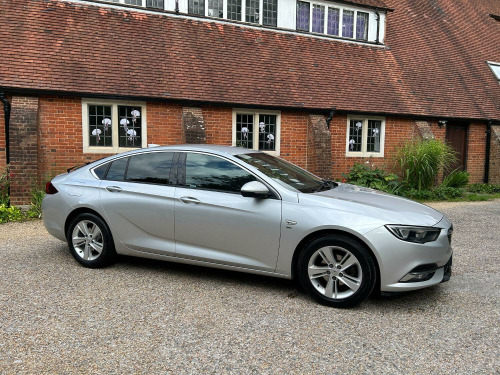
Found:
<box><xmin>42</xmin><ymin>145</ymin><xmax>453</xmax><ymax>308</ymax></box>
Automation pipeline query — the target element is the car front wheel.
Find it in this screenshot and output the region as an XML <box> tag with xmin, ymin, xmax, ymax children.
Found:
<box><xmin>297</xmin><ymin>235</ymin><xmax>376</xmax><ymax>308</ymax></box>
<box><xmin>67</xmin><ymin>213</ymin><xmax>116</xmax><ymax>268</ymax></box>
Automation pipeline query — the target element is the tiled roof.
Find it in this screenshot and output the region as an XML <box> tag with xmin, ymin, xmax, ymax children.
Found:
<box><xmin>0</xmin><ymin>0</ymin><xmax>499</xmax><ymax>120</ymax></box>
<box><xmin>383</xmin><ymin>0</ymin><xmax>500</xmax><ymax>120</ymax></box>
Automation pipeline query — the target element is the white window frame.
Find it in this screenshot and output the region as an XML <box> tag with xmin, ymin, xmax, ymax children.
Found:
<box><xmin>297</xmin><ymin>0</ymin><xmax>370</xmax><ymax>40</ymax></box>
<box><xmin>345</xmin><ymin>116</ymin><xmax>385</xmax><ymax>157</ymax></box>
<box><xmin>232</xmin><ymin>109</ymin><xmax>281</xmax><ymax>156</ymax></box>
<box><xmin>487</xmin><ymin>61</ymin><xmax>500</xmax><ymax>82</ymax></box>
<box><xmin>104</xmin><ymin>0</ymin><xmax>167</xmax><ymax>10</ymax></box>
<box><xmin>82</xmin><ymin>98</ymin><xmax>148</xmax><ymax>154</ymax></box>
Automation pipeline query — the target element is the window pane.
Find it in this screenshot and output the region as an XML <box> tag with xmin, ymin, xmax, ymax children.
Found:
<box><xmin>227</xmin><ymin>0</ymin><xmax>241</xmax><ymax>20</ymax></box>
<box><xmin>188</xmin><ymin>0</ymin><xmax>205</xmax><ymax>15</ymax></box>
<box><xmin>106</xmin><ymin>157</ymin><xmax>129</xmax><ymax>181</ymax></box>
<box><xmin>348</xmin><ymin>120</ymin><xmax>363</xmax><ymax>152</ymax></box>
<box><xmin>236</xmin><ymin>114</ymin><xmax>254</xmax><ymax>149</ymax></box>
<box><xmin>126</xmin><ymin>152</ymin><xmax>175</xmax><ymax>184</ymax></box>
<box><xmin>94</xmin><ymin>163</ymin><xmax>110</xmax><ymax>179</ymax></box>
<box><xmin>342</xmin><ymin>10</ymin><xmax>354</xmax><ymax>38</ymax></box>
<box><xmin>263</xmin><ymin>0</ymin><xmax>277</xmax><ymax>27</ymax></box>
<box><xmin>124</xmin><ymin>0</ymin><xmax>142</xmax><ymax>5</ymax></box>
<box><xmin>296</xmin><ymin>1</ymin><xmax>310</xmax><ymax>31</ymax></box>
<box><xmin>88</xmin><ymin>105</ymin><xmax>112</xmax><ymax>147</ymax></box>
<box><xmin>146</xmin><ymin>0</ymin><xmax>164</xmax><ymax>8</ymax></box>
<box><xmin>327</xmin><ymin>8</ymin><xmax>339</xmax><ymax>36</ymax></box>
<box><xmin>185</xmin><ymin>153</ymin><xmax>256</xmax><ymax>193</ymax></box>
<box><xmin>356</xmin><ymin>11</ymin><xmax>369</xmax><ymax>40</ymax></box>
<box><xmin>367</xmin><ymin>120</ymin><xmax>381</xmax><ymax>152</ymax></box>
<box><xmin>246</xmin><ymin>0</ymin><xmax>260</xmax><ymax>23</ymax></box>
<box><xmin>258</xmin><ymin>115</ymin><xmax>277</xmax><ymax>151</ymax></box>
<box><xmin>208</xmin><ymin>0</ymin><xmax>223</xmax><ymax>17</ymax></box>
<box><xmin>312</xmin><ymin>5</ymin><xmax>324</xmax><ymax>33</ymax></box>
<box><xmin>118</xmin><ymin>106</ymin><xmax>142</xmax><ymax>148</ymax></box>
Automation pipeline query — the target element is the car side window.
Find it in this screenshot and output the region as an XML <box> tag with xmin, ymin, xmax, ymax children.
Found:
<box><xmin>126</xmin><ymin>152</ymin><xmax>175</xmax><ymax>185</ymax></box>
<box><xmin>106</xmin><ymin>157</ymin><xmax>129</xmax><ymax>181</ymax></box>
<box><xmin>184</xmin><ymin>153</ymin><xmax>257</xmax><ymax>194</ymax></box>
<box><xmin>93</xmin><ymin>163</ymin><xmax>110</xmax><ymax>179</ymax></box>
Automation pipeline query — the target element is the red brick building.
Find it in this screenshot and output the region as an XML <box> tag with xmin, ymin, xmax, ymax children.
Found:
<box><xmin>1</xmin><ymin>0</ymin><xmax>500</xmax><ymax>205</ymax></box>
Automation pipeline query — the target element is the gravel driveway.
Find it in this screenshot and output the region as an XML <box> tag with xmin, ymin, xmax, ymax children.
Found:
<box><xmin>1</xmin><ymin>200</ymin><xmax>499</xmax><ymax>374</ymax></box>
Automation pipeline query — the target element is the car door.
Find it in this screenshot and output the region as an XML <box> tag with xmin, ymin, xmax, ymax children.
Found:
<box><xmin>174</xmin><ymin>152</ymin><xmax>282</xmax><ymax>272</ymax></box>
<box><xmin>99</xmin><ymin>151</ymin><xmax>178</xmax><ymax>256</ymax></box>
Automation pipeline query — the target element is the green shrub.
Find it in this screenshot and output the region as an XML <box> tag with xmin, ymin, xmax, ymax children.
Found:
<box><xmin>405</xmin><ymin>187</ymin><xmax>465</xmax><ymax>201</ymax></box>
<box><xmin>395</xmin><ymin>138</ymin><xmax>456</xmax><ymax>191</ymax></box>
<box><xmin>342</xmin><ymin>162</ymin><xmax>402</xmax><ymax>194</ymax></box>
<box><xmin>0</xmin><ymin>166</ymin><xmax>9</xmax><ymax>206</ymax></box>
<box><xmin>466</xmin><ymin>183</ymin><xmax>500</xmax><ymax>194</ymax></box>
<box><xmin>27</xmin><ymin>187</ymin><xmax>45</xmax><ymax>219</ymax></box>
<box><xmin>441</xmin><ymin>169</ymin><xmax>469</xmax><ymax>188</ymax></box>
<box><xmin>0</xmin><ymin>204</ymin><xmax>23</xmax><ymax>223</ymax></box>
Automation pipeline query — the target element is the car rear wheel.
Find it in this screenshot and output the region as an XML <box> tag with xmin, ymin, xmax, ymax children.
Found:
<box><xmin>67</xmin><ymin>213</ymin><xmax>116</xmax><ymax>268</ymax></box>
<box><xmin>297</xmin><ymin>235</ymin><xmax>376</xmax><ymax>308</ymax></box>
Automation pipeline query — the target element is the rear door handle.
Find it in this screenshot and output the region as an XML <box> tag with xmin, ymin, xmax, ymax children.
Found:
<box><xmin>179</xmin><ymin>196</ymin><xmax>200</xmax><ymax>204</ymax></box>
<box><xmin>106</xmin><ymin>186</ymin><xmax>122</xmax><ymax>193</ymax></box>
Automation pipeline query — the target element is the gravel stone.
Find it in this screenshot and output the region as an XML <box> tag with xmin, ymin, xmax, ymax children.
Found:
<box><xmin>0</xmin><ymin>200</ymin><xmax>499</xmax><ymax>374</ymax></box>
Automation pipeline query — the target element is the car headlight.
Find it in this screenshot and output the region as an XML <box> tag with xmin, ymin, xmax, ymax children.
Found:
<box><xmin>385</xmin><ymin>225</ymin><xmax>441</xmax><ymax>244</ymax></box>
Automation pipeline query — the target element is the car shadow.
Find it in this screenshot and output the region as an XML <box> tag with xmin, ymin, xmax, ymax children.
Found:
<box><xmin>54</xmin><ymin>243</ymin><xmax>448</xmax><ymax>310</ymax></box>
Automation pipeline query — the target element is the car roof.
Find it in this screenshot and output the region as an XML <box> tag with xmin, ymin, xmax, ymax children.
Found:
<box><xmin>125</xmin><ymin>144</ymin><xmax>261</xmax><ymax>157</ymax></box>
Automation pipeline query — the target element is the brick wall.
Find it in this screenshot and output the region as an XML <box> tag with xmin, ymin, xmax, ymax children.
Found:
<box><xmin>280</xmin><ymin>111</ymin><xmax>309</xmax><ymax>169</ymax></box>
<box><xmin>203</xmin><ymin>106</ymin><xmax>233</xmax><ymax>146</ymax></box>
<box><xmin>466</xmin><ymin>123</ymin><xmax>487</xmax><ymax>184</ymax></box>
<box><xmin>306</xmin><ymin>114</ymin><xmax>331</xmax><ymax>178</ymax></box>
<box><xmin>331</xmin><ymin>116</ymin><xmax>422</xmax><ymax>179</ymax></box>
<box><xmin>146</xmin><ymin>102</ymin><xmax>183</xmax><ymax>145</ymax></box>
<box><xmin>5</xmin><ymin>95</ymin><xmax>493</xmax><ymax>203</ymax></box>
<box><xmin>10</xmin><ymin>96</ymin><xmax>39</xmax><ymax>206</ymax></box>
<box><xmin>182</xmin><ymin>107</ymin><xmax>206</xmax><ymax>144</ymax></box>
<box><xmin>489</xmin><ymin>126</ymin><xmax>500</xmax><ymax>184</ymax></box>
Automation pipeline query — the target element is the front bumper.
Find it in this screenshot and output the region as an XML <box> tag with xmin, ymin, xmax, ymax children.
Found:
<box><xmin>363</xmin><ymin>220</ymin><xmax>453</xmax><ymax>292</ymax></box>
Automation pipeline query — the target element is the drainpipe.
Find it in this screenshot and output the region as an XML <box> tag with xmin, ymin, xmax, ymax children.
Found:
<box><xmin>0</xmin><ymin>92</ymin><xmax>11</xmax><ymax>206</ymax></box>
<box><xmin>484</xmin><ymin>120</ymin><xmax>492</xmax><ymax>183</ymax></box>
<box><xmin>0</xmin><ymin>92</ymin><xmax>10</xmax><ymax>165</ymax></box>
<box><xmin>375</xmin><ymin>9</ymin><xmax>380</xmax><ymax>44</ymax></box>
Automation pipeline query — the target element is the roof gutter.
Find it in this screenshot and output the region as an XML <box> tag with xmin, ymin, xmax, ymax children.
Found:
<box><xmin>484</xmin><ymin>120</ymin><xmax>492</xmax><ymax>183</ymax></box>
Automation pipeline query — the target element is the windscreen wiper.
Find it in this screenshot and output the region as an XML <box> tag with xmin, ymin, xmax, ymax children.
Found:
<box><xmin>314</xmin><ymin>179</ymin><xmax>338</xmax><ymax>192</ymax></box>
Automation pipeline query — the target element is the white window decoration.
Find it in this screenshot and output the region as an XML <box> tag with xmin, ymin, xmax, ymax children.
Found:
<box><xmin>232</xmin><ymin>109</ymin><xmax>281</xmax><ymax>155</ymax></box>
<box><xmin>82</xmin><ymin>99</ymin><xmax>147</xmax><ymax>154</ymax></box>
<box><xmin>345</xmin><ymin>116</ymin><xmax>385</xmax><ymax>157</ymax></box>
<box><xmin>487</xmin><ymin>61</ymin><xmax>500</xmax><ymax>81</ymax></box>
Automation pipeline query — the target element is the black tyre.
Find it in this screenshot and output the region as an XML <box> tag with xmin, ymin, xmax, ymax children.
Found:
<box><xmin>297</xmin><ymin>235</ymin><xmax>376</xmax><ymax>308</ymax></box>
<box><xmin>67</xmin><ymin>213</ymin><xmax>116</xmax><ymax>268</ymax></box>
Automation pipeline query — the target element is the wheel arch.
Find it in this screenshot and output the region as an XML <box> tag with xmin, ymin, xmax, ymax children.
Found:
<box><xmin>64</xmin><ymin>207</ymin><xmax>109</xmax><ymax>239</ymax></box>
<box><xmin>290</xmin><ymin>229</ymin><xmax>381</xmax><ymax>292</ymax></box>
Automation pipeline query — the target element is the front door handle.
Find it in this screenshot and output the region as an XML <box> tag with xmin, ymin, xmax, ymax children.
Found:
<box><xmin>179</xmin><ymin>196</ymin><xmax>200</xmax><ymax>204</ymax></box>
<box><xmin>106</xmin><ymin>186</ymin><xmax>122</xmax><ymax>193</ymax></box>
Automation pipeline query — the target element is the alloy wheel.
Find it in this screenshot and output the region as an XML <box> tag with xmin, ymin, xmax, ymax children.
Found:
<box><xmin>71</xmin><ymin>220</ymin><xmax>104</xmax><ymax>261</ymax></box>
<box><xmin>307</xmin><ymin>246</ymin><xmax>363</xmax><ymax>299</ymax></box>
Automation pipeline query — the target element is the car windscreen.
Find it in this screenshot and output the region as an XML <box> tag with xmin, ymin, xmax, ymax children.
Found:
<box><xmin>236</xmin><ymin>153</ymin><xmax>328</xmax><ymax>193</ymax></box>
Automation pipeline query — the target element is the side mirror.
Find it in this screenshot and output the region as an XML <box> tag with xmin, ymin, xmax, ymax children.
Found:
<box><xmin>241</xmin><ymin>181</ymin><xmax>271</xmax><ymax>199</ymax></box>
